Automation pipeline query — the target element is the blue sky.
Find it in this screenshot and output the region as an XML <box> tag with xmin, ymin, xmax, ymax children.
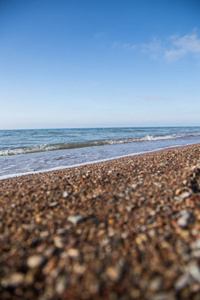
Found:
<box><xmin>0</xmin><ymin>0</ymin><xmax>200</xmax><ymax>129</ymax></box>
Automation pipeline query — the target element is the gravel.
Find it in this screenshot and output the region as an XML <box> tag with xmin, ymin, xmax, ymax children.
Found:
<box><xmin>1</xmin><ymin>144</ymin><xmax>200</xmax><ymax>299</ymax></box>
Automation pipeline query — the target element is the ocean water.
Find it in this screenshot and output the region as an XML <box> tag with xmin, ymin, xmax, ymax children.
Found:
<box><xmin>0</xmin><ymin>127</ymin><xmax>200</xmax><ymax>180</ymax></box>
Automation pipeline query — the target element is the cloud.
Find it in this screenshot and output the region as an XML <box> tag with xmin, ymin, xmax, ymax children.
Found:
<box><xmin>112</xmin><ymin>42</ymin><xmax>136</xmax><ymax>50</ymax></box>
<box><xmin>143</xmin><ymin>38</ymin><xmax>163</xmax><ymax>52</ymax></box>
<box><xmin>164</xmin><ymin>33</ymin><xmax>200</xmax><ymax>61</ymax></box>
<box><xmin>142</xmin><ymin>37</ymin><xmax>164</xmax><ymax>59</ymax></box>
<box><xmin>144</xmin><ymin>95</ymin><xmax>164</xmax><ymax>101</ymax></box>
<box><xmin>142</xmin><ymin>30</ymin><xmax>200</xmax><ymax>61</ymax></box>
<box><xmin>122</xmin><ymin>43</ymin><xmax>136</xmax><ymax>50</ymax></box>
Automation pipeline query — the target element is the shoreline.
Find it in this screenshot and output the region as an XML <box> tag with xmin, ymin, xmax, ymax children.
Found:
<box><xmin>1</xmin><ymin>141</ymin><xmax>200</xmax><ymax>181</ymax></box>
<box><xmin>1</xmin><ymin>143</ymin><xmax>200</xmax><ymax>299</ymax></box>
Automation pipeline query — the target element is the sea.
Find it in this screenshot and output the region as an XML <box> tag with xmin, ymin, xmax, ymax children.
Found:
<box><xmin>1</xmin><ymin>126</ymin><xmax>200</xmax><ymax>180</ymax></box>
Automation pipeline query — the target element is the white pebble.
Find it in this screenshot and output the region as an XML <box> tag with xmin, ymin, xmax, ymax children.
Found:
<box><xmin>187</xmin><ymin>262</ymin><xmax>200</xmax><ymax>283</ymax></box>
<box><xmin>27</xmin><ymin>255</ymin><xmax>45</xmax><ymax>268</ymax></box>
<box><xmin>67</xmin><ymin>214</ymin><xmax>84</xmax><ymax>224</ymax></box>
<box><xmin>49</xmin><ymin>201</ymin><xmax>59</xmax><ymax>207</ymax></box>
<box><xmin>179</xmin><ymin>191</ymin><xmax>191</xmax><ymax>199</ymax></box>
<box><xmin>63</xmin><ymin>191</ymin><xmax>69</xmax><ymax>198</ymax></box>
<box><xmin>131</xmin><ymin>183</ymin><xmax>137</xmax><ymax>189</ymax></box>
<box><xmin>177</xmin><ymin>210</ymin><xmax>190</xmax><ymax>228</ymax></box>
<box><xmin>191</xmin><ymin>238</ymin><xmax>200</xmax><ymax>250</ymax></box>
<box><xmin>175</xmin><ymin>273</ymin><xmax>190</xmax><ymax>290</ymax></box>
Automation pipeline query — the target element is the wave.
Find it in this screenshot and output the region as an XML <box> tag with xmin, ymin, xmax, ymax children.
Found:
<box><xmin>1</xmin><ymin>131</ymin><xmax>200</xmax><ymax>156</ymax></box>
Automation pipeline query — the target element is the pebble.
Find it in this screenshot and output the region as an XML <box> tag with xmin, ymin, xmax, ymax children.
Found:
<box><xmin>131</xmin><ymin>183</ymin><xmax>138</xmax><ymax>189</ymax></box>
<box><xmin>67</xmin><ymin>248</ymin><xmax>80</xmax><ymax>258</ymax></box>
<box><xmin>187</xmin><ymin>262</ymin><xmax>200</xmax><ymax>283</ymax></box>
<box><xmin>67</xmin><ymin>214</ymin><xmax>85</xmax><ymax>224</ymax></box>
<box><xmin>1</xmin><ymin>272</ymin><xmax>24</xmax><ymax>287</ymax></box>
<box><xmin>49</xmin><ymin>201</ymin><xmax>59</xmax><ymax>207</ymax></box>
<box><xmin>148</xmin><ymin>276</ymin><xmax>163</xmax><ymax>291</ymax></box>
<box><xmin>27</xmin><ymin>255</ymin><xmax>45</xmax><ymax>268</ymax></box>
<box><xmin>191</xmin><ymin>238</ymin><xmax>200</xmax><ymax>250</ymax></box>
<box><xmin>54</xmin><ymin>236</ymin><xmax>65</xmax><ymax>248</ymax></box>
<box><xmin>177</xmin><ymin>210</ymin><xmax>191</xmax><ymax>228</ymax></box>
<box><xmin>55</xmin><ymin>275</ymin><xmax>69</xmax><ymax>295</ymax></box>
<box><xmin>40</xmin><ymin>231</ymin><xmax>49</xmax><ymax>238</ymax></box>
<box><xmin>179</xmin><ymin>191</ymin><xmax>191</xmax><ymax>199</ymax></box>
<box><xmin>63</xmin><ymin>191</ymin><xmax>69</xmax><ymax>198</ymax></box>
<box><xmin>106</xmin><ymin>266</ymin><xmax>121</xmax><ymax>282</ymax></box>
<box><xmin>174</xmin><ymin>273</ymin><xmax>190</xmax><ymax>291</ymax></box>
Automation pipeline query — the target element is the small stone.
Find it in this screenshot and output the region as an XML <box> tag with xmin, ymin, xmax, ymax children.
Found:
<box><xmin>130</xmin><ymin>289</ymin><xmax>141</xmax><ymax>298</ymax></box>
<box><xmin>40</xmin><ymin>231</ymin><xmax>49</xmax><ymax>238</ymax></box>
<box><xmin>89</xmin><ymin>280</ymin><xmax>100</xmax><ymax>294</ymax></box>
<box><xmin>191</xmin><ymin>238</ymin><xmax>200</xmax><ymax>250</ymax></box>
<box><xmin>174</xmin><ymin>273</ymin><xmax>190</xmax><ymax>291</ymax></box>
<box><xmin>27</xmin><ymin>255</ymin><xmax>45</xmax><ymax>268</ymax></box>
<box><xmin>131</xmin><ymin>183</ymin><xmax>137</xmax><ymax>189</ymax></box>
<box><xmin>126</xmin><ymin>205</ymin><xmax>134</xmax><ymax>212</ymax></box>
<box><xmin>108</xmin><ymin>228</ymin><xmax>115</xmax><ymax>237</ymax></box>
<box><xmin>35</xmin><ymin>214</ymin><xmax>42</xmax><ymax>222</ymax></box>
<box><xmin>177</xmin><ymin>216</ymin><xmax>189</xmax><ymax>228</ymax></box>
<box><xmin>25</xmin><ymin>271</ymin><xmax>34</xmax><ymax>285</ymax></box>
<box><xmin>1</xmin><ymin>272</ymin><xmax>24</xmax><ymax>287</ymax></box>
<box><xmin>44</xmin><ymin>246</ymin><xmax>56</xmax><ymax>258</ymax></box>
<box><xmin>63</xmin><ymin>191</ymin><xmax>69</xmax><ymax>198</ymax></box>
<box><xmin>97</xmin><ymin>229</ymin><xmax>106</xmax><ymax>237</ymax></box>
<box><xmin>121</xmin><ymin>232</ymin><xmax>128</xmax><ymax>239</ymax></box>
<box><xmin>56</xmin><ymin>228</ymin><xmax>67</xmax><ymax>234</ymax></box>
<box><xmin>179</xmin><ymin>191</ymin><xmax>191</xmax><ymax>199</ymax></box>
<box><xmin>67</xmin><ymin>248</ymin><xmax>80</xmax><ymax>258</ymax></box>
<box><xmin>73</xmin><ymin>264</ymin><xmax>86</xmax><ymax>275</ymax></box>
<box><xmin>55</xmin><ymin>275</ymin><xmax>68</xmax><ymax>295</ymax></box>
<box><xmin>106</xmin><ymin>266</ymin><xmax>121</xmax><ymax>282</ymax></box>
<box><xmin>67</xmin><ymin>214</ymin><xmax>85</xmax><ymax>224</ymax></box>
<box><xmin>54</xmin><ymin>236</ymin><xmax>65</xmax><ymax>248</ymax></box>
<box><xmin>149</xmin><ymin>276</ymin><xmax>163</xmax><ymax>291</ymax></box>
<box><xmin>148</xmin><ymin>229</ymin><xmax>156</xmax><ymax>238</ymax></box>
<box><xmin>175</xmin><ymin>188</ymin><xmax>182</xmax><ymax>195</ymax></box>
<box><xmin>187</xmin><ymin>262</ymin><xmax>200</xmax><ymax>283</ymax></box>
<box><xmin>192</xmin><ymin>250</ymin><xmax>200</xmax><ymax>258</ymax></box>
<box><xmin>108</xmin><ymin>218</ymin><xmax>115</xmax><ymax>225</ymax></box>
<box><xmin>151</xmin><ymin>292</ymin><xmax>175</xmax><ymax>300</ymax></box>
<box><xmin>100</xmin><ymin>238</ymin><xmax>110</xmax><ymax>246</ymax></box>
<box><xmin>49</xmin><ymin>201</ymin><xmax>59</xmax><ymax>207</ymax></box>
<box><xmin>177</xmin><ymin>210</ymin><xmax>191</xmax><ymax>228</ymax></box>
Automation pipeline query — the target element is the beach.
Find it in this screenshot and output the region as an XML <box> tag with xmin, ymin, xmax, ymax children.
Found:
<box><xmin>1</xmin><ymin>143</ymin><xmax>200</xmax><ymax>299</ymax></box>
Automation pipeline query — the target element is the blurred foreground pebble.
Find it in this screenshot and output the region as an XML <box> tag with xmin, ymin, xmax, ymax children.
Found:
<box><xmin>1</xmin><ymin>144</ymin><xmax>200</xmax><ymax>299</ymax></box>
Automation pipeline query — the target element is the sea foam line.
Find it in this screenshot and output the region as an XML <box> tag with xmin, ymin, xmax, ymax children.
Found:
<box><xmin>0</xmin><ymin>143</ymin><xmax>191</xmax><ymax>181</ymax></box>
<box><xmin>1</xmin><ymin>131</ymin><xmax>200</xmax><ymax>156</ymax></box>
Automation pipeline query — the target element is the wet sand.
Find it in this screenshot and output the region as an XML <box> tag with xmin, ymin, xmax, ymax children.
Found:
<box><xmin>0</xmin><ymin>144</ymin><xmax>200</xmax><ymax>299</ymax></box>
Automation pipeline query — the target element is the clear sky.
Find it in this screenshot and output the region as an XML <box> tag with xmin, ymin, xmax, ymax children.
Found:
<box><xmin>0</xmin><ymin>0</ymin><xmax>200</xmax><ymax>129</ymax></box>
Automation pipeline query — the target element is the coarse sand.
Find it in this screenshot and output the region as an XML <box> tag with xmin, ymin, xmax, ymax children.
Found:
<box><xmin>1</xmin><ymin>144</ymin><xmax>200</xmax><ymax>299</ymax></box>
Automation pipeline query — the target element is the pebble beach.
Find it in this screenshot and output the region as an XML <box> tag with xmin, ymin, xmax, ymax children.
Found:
<box><xmin>1</xmin><ymin>144</ymin><xmax>200</xmax><ymax>300</ymax></box>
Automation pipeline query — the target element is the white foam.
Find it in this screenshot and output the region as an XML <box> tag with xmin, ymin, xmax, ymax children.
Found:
<box><xmin>0</xmin><ymin>145</ymin><xmax>60</xmax><ymax>156</ymax></box>
<box><xmin>0</xmin><ymin>144</ymin><xmax>191</xmax><ymax>181</ymax></box>
<box><xmin>1</xmin><ymin>131</ymin><xmax>200</xmax><ymax>157</ymax></box>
